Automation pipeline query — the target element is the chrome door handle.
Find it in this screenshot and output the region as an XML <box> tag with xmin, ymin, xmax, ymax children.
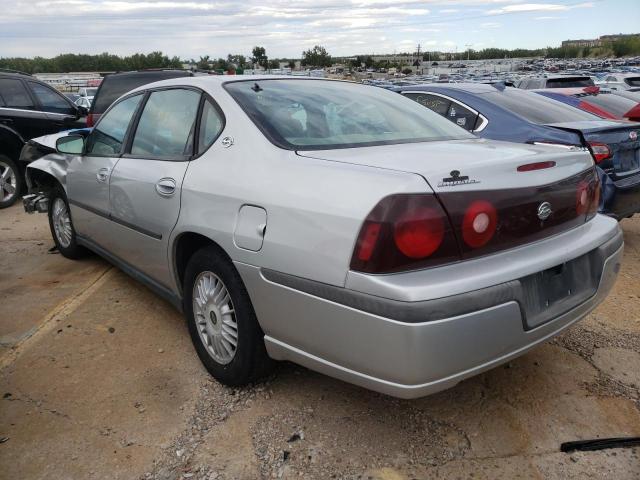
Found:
<box><xmin>96</xmin><ymin>168</ymin><xmax>110</xmax><ymax>183</ymax></box>
<box><xmin>155</xmin><ymin>178</ymin><xmax>176</xmax><ymax>197</ymax></box>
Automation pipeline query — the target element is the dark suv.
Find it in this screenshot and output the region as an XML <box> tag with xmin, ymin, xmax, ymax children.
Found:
<box><xmin>0</xmin><ymin>70</ymin><xmax>86</xmax><ymax>207</ymax></box>
<box><xmin>87</xmin><ymin>69</ymin><xmax>194</xmax><ymax>127</ymax></box>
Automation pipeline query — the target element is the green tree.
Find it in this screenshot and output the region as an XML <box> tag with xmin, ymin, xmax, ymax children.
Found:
<box><xmin>251</xmin><ymin>46</ymin><xmax>268</xmax><ymax>69</ymax></box>
<box><xmin>301</xmin><ymin>45</ymin><xmax>332</xmax><ymax>68</ymax></box>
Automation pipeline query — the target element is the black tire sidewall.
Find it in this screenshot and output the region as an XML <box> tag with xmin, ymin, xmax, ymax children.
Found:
<box><xmin>184</xmin><ymin>247</ymin><xmax>267</xmax><ymax>386</ymax></box>
<box><xmin>0</xmin><ymin>154</ymin><xmax>22</xmax><ymax>209</ymax></box>
<box><xmin>48</xmin><ymin>186</ymin><xmax>82</xmax><ymax>259</ymax></box>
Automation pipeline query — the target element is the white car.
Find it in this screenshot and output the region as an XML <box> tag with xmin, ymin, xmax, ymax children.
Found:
<box><xmin>599</xmin><ymin>73</ymin><xmax>640</xmax><ymax>91</ymax></box>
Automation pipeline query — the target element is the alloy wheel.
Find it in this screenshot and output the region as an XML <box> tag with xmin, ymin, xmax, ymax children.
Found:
<box><xmin>0</xmin><ymin>160</ymin><xmax>17</xmax><ymax>203</ymax></box>
<box><xmin>52</xmin><ymin>197</ymin><xmax>73</xmax><ymax>248</ymax></box>
<box><xmin>192</xmin><ymin>271</ymin><xmax>239</xmax><ymax>364</ymax></box>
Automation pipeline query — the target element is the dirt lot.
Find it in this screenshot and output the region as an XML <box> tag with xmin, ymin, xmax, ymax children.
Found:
<box><xmin>1</xmin><ymin>203</ymin><xmax>639</xmax><ymax>480</ymax></box>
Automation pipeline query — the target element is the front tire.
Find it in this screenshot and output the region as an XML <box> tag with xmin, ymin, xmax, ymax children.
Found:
<box><xmin>0</xmin><ymin>155</ymin><xmax>22</xmax><ymax>209</ymax></box>
<box><xmin>184</xmin><ymin>247</ymin><xmax>271</xmax><ymax>386</ymax></box>
<box><xmin>48</xmin><ymin>186</ymin><xmax>84</xmax><ymax>259</ymax></box>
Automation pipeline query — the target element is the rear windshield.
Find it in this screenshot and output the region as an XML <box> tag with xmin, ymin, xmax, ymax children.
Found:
<box><xmin>546</xmin><ymin>77</ymin><xmax>594</xmax><ymax>88</ymax></box>
<box><xmin>582</xmin><ymin>93</ymin><xmax>638</xmax><ymax>118</ymax></box>
<box><xmin>224</xmin><ymin>79</ymin><xmax>473</xmax><ymax>150</ymax></box>
<box><xmin>91</xmin><ymin>71</ymin><xmax>192</xmax><ymax>114</ymax></box>
<box><xmin>626</xmin><ymin>77</ymin><xmax>640</xmax><ymax>87</ymax></box>
<box><xmin>484</xmin><ymin>88</ymin><xmax>600</xmax><ymax>124</ymax></box>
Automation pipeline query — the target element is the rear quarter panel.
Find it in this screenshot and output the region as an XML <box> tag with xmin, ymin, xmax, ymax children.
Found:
<box><xmin>173</xmin><ymin>102</ymin><xmax>429</xmax><ymax>289</ymax></box>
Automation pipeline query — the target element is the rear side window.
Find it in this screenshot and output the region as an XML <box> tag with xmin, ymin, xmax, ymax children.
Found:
<box><xmin>0</xmin><ymin>79</ymin><xmax>34</xmax><ymax>109</ymax></box>
<box><xmin>486</xmin><ymin>89</ymin><xmax>600</xmax><ymax>124</ymax></box>
<box><xmin>404</xmin><ymin>92</ymin><xmax>479</xmax><ymax>131</ymax></box>
<box><xmin>198</xmin><ymin>98</ymin><xmax>224</xmax><ymax>153</ymax></box>
<box><xmin>545</xmin><ymin>77</ymin><xmax>594</xmax><ymax>88</ymax></box>
<box><xmin>29</xmin><ymin>82</ymin><xmax>73</xmax><ymax>114</ymax></box>
<box><xmin>404</xmin><ymin>93</ymin><xmax>451</xmax><ymax>116</ymax></box>
<box><xmin>85</xmin><ymin>94</ymin><xmax>143</xmax><ymax>156</ymax></box>
<box><xmin>626</xmin><ymin>77</ymin><xmax>640</xmax><ymax>87</ymax></box>
<box><xmin>131</xmin><ymin>89</ymin><xmax>201</xmax><ymax>159</ymax></box>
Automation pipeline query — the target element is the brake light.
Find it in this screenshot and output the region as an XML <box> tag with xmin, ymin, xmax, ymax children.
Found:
<box><xmin>350</xmin><ymin>194</ymin><xmax>459</xmax><ymax>274</ymax></box>
<box><xmin>583</xmin><ymin>86</ymin><xmax>600</xmax><ymax>94</ymax></box>
<box><xmin>462</xmin><ymin>200</ymin><xmax>497</xmax><ymax>248</ymax></box>
<box><xmin>517</xmin><ymin>161</ymin><xmax>556</xmax><ymax>172</ymax></box>
<box><xmin>86</xmin><ymin>113</ymin><xmax>95</xmax><ymax>127</ymax></box>
<box><xmin>394</xmin><ymin>207</ymin><xmax>444</xmax><ymax>258</ymax></box>
<box><xmin>577</xmin><ymin>177</ymin><xmax>601</xmax><ymax>218</ymax></box>
<box><xmin>588</xmin><ymin>142</ymin><xmax>612</xmax><ymax>163</ymax></box>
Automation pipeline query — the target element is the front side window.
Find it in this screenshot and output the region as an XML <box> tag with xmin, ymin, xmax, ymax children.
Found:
<box><xmin>198</xmin><ymin>98</ymin><xmax>224</xmax><ymax>153</ymax></box>
<box><xmin>131</xmin><ymin>89</ymin><xmax>201</xmax><ymax>159</ymax></box>
<box><xmin>85</xmin><ymin>94</ymin><xmax>142</xmax><ymax>156</ymax></box>
<box><xmin>225</xmin><ymin>79</ymin><xmax>472</xmax><ymax>150</ymax></box>
<box><xmin>29</xmin><ymin>82</ymin><xmax>73</xmax><ymax>114</ymax></box>
<box><xmin>0</xmin><ymin>79</ymin><xmax>34</xmax><ymax>109</ymax></box>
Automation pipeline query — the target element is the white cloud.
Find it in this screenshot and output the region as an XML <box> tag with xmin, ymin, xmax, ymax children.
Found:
<box><xmin>487</xmin><ymin>2</ymin><xmax>594</xmax><ymax>15</ymax></box>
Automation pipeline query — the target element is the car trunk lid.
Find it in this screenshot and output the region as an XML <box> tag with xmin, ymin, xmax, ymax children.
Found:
<box><xmin>546</xmin><ymin>120</ymin><xmax>640</xmax><ymax>178</ymax></box>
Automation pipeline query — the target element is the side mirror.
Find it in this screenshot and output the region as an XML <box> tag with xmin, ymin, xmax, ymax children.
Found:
<box><xmin>77</xmin><ymin>105</ymin><xmax>89</xmax><ymax>116</ymax></box>
<box><xmin>56</xmin><ymin>134</ymin><xmax>85</xmax><ymax>155</ymax></box>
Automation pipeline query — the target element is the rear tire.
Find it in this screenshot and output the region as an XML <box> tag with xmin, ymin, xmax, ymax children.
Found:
<box><xmin>48</xmin><ymin>185</ymin><xmax>84</xmax><ymax>259</ymax></box>
<box><xmin>0</xmin><ymin>155</ymin><xmax>22</xmax><ymax>209</ymax></box>
<box><xmin>184</xmin><ymin>246</ymin><xmax>272</xmax><ymax>386</ymax></box>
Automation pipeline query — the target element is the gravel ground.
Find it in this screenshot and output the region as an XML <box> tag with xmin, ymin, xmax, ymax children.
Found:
<box><xmin>1</xmin><ymin>206</ymin><xmax>639</xmax><ymax>479</ymax></box>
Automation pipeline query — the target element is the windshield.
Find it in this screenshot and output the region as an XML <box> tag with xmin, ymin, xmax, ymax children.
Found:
<box><xmin>225</xmin><ymin>79</ymin><xmax>473</xmax><ymax>150</ymax></box>
<box><xmin>485</xmin><ymin>88</ymin><xmax>601</xmax><ymax>124</ymax></box>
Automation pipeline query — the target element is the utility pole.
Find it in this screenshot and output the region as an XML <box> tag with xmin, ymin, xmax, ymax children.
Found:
<box><xmin>416</xmin><ymin>43</ymin><xmax>421</xmax><ymax>74</ymax></box>
<box><xmin>465</xmin><ymin>44</ymin><xmax>472</xmax><ymax>62</ymax></box>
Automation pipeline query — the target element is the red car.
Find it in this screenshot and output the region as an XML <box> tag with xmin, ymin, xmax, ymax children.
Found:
<box><xmin>534</xmin><ymin>87</ymin><xmax>640</xmax><ymax>122</ymax></box>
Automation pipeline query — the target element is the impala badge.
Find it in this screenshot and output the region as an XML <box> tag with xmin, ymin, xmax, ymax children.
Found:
<box><xmin>630</xmin><ymin>131</ymin><xmax>638</xmax><ymax>141</ymax></box>
<box><xmin>438</xmin><ymin>170</ymin><xmax>480</xmax><ymax>187</ymax></box>
<box><xmin>221</xmin><ymin>136</ymin><xmax>234</xmax><ymax>148</ymax></box>
<box><xmin>537</xmin><ymin>202</ymin><xmax>552</xmax><ymax>221</ymax></box>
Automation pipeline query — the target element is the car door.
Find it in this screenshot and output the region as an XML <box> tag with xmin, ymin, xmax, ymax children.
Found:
<box><xmin>27</xmin><ymin>81</ymin><xmax>84</xmax><ymax>133</ymax></box>
<box><xmin>66</xmin><ymin>94</ymin><xmax>144</xmax><ymax>245</ymax></box>
<box><xmin>107</xmin><ymin>87</ymin><xmax>203</xmax><ymax>287</ymax></box>
<box><xmin>0</xmin><ymin>77</ymin><xmax>46</xmax><ymax>140</ymax></box>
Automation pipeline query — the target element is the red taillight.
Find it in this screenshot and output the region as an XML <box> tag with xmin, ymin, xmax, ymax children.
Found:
<box><xmin>356</xmin><ymin>223</ymin><xmax>381</xmax><ymax>261</ymax></box>
<box><xmin>393</xmin><ymin>207</ymin><xmax>444</xmax><ymax>258</ymax></box>
<box><xmin>583</xmin><ymin>86</ymin><xmax>600</xmax><ymax>94</ymax></box>
<box><xmin>461</xmin><ymin>200</ymin><xmax>497</xmax><ymax>248</ymax></box>
<box><xmin>86</xmin><ymin>113</ymin><xmax>95</xmax><ymax>127</ymax></box>
<box><xmin>577</xmin><ymin>177</ymin><xmax>601</xmax><ymax>218</ymax></box>
<box><xmin>350</xmin><ymin>194</ymin><xmax>459</xmax><ymax>274</ymax></box>
<box><xmin>588</xmin><ymin>142</ymin><xmax>612</xmax><ymax>163</ymax></box>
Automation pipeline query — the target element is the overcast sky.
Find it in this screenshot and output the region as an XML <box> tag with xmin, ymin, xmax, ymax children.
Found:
<box><xmin>1</xmin><ymin>0</ymin><xmax>638</xmax><ymax>59</ymax></box>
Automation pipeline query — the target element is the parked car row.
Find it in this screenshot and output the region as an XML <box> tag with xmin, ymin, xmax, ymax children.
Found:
<box><xmin>19</xmin><ymin>76</ymin><xmax>623</xmax><ymax>398</ymax></box>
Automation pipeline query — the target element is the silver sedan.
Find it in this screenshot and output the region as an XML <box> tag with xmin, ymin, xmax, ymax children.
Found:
<box><xmin>24</xmin><ymin>76</ymin><xmax>622</xmax><ymax>398</ymax></box>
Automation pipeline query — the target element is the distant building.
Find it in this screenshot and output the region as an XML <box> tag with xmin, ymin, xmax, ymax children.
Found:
<box><xmin>562</xmin><ymin>33</ymin><xmax>639</xmax><ymax>48</ymax></box>
<box><xmin>561</xmin><ymin>38</ymin><xmax>601</xmax><ymax>48</ymax></box>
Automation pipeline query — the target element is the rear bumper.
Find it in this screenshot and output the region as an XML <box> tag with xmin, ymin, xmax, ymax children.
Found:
<box><xmin>598</xmin><ymin>169</ymin><xmax>640</xmax><ymax>220</ymax></box>
<box><xmin>605</xmin><ymin>171</ymin><xmax>640</xmax><ymax>219</ymax></box>
<box><xmin>237</xmin><ymin>215</ymin><xmax>622</xmax><ymax>399</ymax></box>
